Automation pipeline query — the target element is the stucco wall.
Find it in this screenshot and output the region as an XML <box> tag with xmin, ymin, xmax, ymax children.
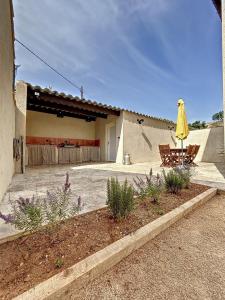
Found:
<box><xmin>26</xmin><ymin>111</ymin><xmax>96</xmax><ymax>140</ymax></box>
<box><xmin>15</xmin><ymin>81</ymin><xmax>27</xmax><ymax>173</ymax></box>
<box><xmin>123</xmin><ymin>111</ymin><xmax>176</xmax><ymax>163</ymax></box>
<box><xmin>222</xmin><ymin>1</ymin><xmax>225</xmax><ymax>151</ymax></box>
<box><xmin>182</xmin><ymin>127</ymin><xmax>224</xmax><ymax>163</ymax></box>
<box><xmin>0</xmin><ymin>1</ymin><xmax>15</xmax><ymax>200</ymax></box>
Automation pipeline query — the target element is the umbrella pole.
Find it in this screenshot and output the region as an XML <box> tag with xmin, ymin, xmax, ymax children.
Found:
<box><xmin>181</xmin><ymin>139</ymin><xmax>183</xmax><ymax>166</ymax></box>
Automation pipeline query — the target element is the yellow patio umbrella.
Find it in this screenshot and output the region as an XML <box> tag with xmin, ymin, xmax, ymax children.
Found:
<box><xmin>176</xmin><ymin>99</ymin><xmax>189</xmax><ymax>164</ymax></box>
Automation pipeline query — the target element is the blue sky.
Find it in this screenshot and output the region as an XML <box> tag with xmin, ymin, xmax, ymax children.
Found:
<box><xmin>13</xmin><ymin>0</ymin><xmax>222</xmax><ymax>122</ymax></box>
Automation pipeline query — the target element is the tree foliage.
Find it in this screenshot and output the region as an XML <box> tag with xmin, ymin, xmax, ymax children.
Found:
<box><xmin>212</xmin><ymin>111</ymin><xmax>223</xmax><ymax>121</ymax></box>
<box><xmin>188</xmin><ymin>120</ymin><xmax>207</xmax><ymax>130</ymax></box>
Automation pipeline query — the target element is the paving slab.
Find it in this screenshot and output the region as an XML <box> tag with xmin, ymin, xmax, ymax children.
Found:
<box><xmin>0</xmin><ymin>164</ymin><xmax>145</xmax><ymax>239</ymax></box>
<box><xmin>1</xmin><ymin>161</ymin><xmax>225</xmax><ymax>239</ymax></box>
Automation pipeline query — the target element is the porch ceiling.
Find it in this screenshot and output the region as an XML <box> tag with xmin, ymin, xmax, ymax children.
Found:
<box><xmin>27</xmin><ymin>84</ymin><xmax>120</xmax><ymax>121</ymax></box>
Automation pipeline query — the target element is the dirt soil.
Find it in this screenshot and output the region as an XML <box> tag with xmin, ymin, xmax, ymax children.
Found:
<box><xmin>0</xmin><ymin>183</ymin><xmax>208</xmax><ymax>299</ymax></box>
<box><xmin>71</xmin><ymin>192</ymin><xmax>225</xmax><ymax>300</ymax></box>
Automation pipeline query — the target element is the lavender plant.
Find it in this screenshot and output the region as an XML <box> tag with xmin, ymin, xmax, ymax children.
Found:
<box><xmin>173</xmin><ymin>167</ymin><xmax>192</xmax><ymax>189</ymax></box>
<box><xmin>162</xmin><ymin>169</ymin><xmax>184</xmax><ymax>194</ymax></box>
<box><xmin>0</xmin><ymin>173</ymin><xmax>82</xmax><ymax>232</ymax></box>
<box><xmin>0</xmin><ymin>196</ymin><xmax>43</xmax><ymax>232</ymax></box>
<box><xmin>133</xmin><ymin>169</ymin><xmax>164</xmax><ymax>203</ymax></box>
<box><xmin>43</xmin><ymin>173</ymin><xmax>82</xmax><ymax>225</ymax></box>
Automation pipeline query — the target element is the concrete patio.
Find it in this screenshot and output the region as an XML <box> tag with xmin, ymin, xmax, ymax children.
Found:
<box><xmin>0</xmin><ymin>161</ymin><xmax>225</xmax><ymax>239</ymax></box>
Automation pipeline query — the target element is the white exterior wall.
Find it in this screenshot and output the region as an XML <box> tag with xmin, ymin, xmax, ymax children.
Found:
<box><xmin>122</xmin><ymin>111</ymin><xmax>176</xmax><ymax>163</ymax></box>
<box><xmin>182</xmin><ymin>127</ymin><xmax>224</xmax><ymax>163</ymax></box>
<box><xmin>15</xmin><ymin>81</ymin><xmax>27</xmax><ymax>173</ymax></box>
<box><xmin>0</xmin><ymin>1</ymin><xmax>15</xmax><ymax>200</ymax></box>
<box><xmin>222</xmin><ymin>0</ymin><xmax>225</xmax><ymax>157</ymax></box>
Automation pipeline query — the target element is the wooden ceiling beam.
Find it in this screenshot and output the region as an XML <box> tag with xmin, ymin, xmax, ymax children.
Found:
<box><xmin>27</xmin><ymin>103</ymin><xmax>96</xmax><ymax>121</ymax></box>
<box><xmin>27</xmin><ymin>97</ymin><xmax>107</xmax><ymax>119</ymax></box>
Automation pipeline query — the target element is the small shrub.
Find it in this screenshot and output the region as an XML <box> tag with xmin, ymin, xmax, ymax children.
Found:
<box><xmin>162</xmin><ymin>169</ymin><xmax>184</xmax><ymax>194</ymax></box>
<box><xmin>106</xmin><ymin>178</ymin><xmax>134</xmax><ymax>219</ymax></box>
<box><xmin>0</xmin><ymin>196</ymin><xmax>43</xmax><ymax>232</ymax></box>
<box><xmin>0</xmin><ymin>173</ymin><xmax>82</xmax><ymax>232</ymax></box>
<box><xmin>55</xmin><ymin>257</ymin><xmax>64</xmax><ymax>268</ymax></box>
<box><xmin>43</xmin><ymin>173</ymin><xmax>82</xmax><ymax>226</ymax></box>
<box><xmin>153</xmin><ymin>206</ymin><xmax>165</xmax><ymax>215</ymax></box>
<box><xmin>133</xmin><ymin>169</ymin><xmax>164</xmax><ymax>203</ymax></box>
<box><xmin>133</xmin><ymin>176</ymin><xmax>147</xmax><ymax>199</ymax></box>
<box><xmin>173</xmin><ymin>167</ymin><xmax>192</xmax><ymax>188</ymax></box>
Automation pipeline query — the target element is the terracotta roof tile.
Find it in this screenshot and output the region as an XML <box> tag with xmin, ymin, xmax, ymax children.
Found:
<box><xmin>26</xmin><ymin>82</ymin><xmax>175</xmax><ymax>124</ymax></box>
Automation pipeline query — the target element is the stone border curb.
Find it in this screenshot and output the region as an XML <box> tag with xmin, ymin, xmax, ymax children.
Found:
<box><xmin>14</xmin><ymin>187</ymin><xmax>217</xmax><ymax>300</ymax></box>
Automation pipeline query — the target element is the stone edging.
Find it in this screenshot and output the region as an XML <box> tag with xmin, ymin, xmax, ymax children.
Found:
<box><xmin>14</xmin><ymin>187</ymin><xmax>217</xmax><ymax>300</ymax></box>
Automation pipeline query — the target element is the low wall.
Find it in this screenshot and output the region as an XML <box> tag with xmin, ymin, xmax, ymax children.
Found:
<box><xmin>123</xmin><ymin>111</ymin><xmax>176</xmax><ymax>163</ymax></box>
<box><xmin>182</xmin><ymin>127</ymin><xmax>224</xmax><ymax>163</ymax></box>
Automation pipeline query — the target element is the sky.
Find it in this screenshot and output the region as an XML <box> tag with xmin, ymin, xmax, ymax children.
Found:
<box><xmin>13</xmin><ymin>0</ymin><xmax>222</xmax><ymax>122</ymax></box>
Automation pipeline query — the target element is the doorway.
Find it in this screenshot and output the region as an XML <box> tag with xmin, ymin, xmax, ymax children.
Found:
<box><xmin>106</xmin><ymin>123</ymin><xmax>116</xmax><ymax>161</ymax></box>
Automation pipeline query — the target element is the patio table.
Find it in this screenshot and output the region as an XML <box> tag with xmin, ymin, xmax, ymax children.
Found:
<box><xmin>170</xmin><ymin>148</ymin><xmax>187</xmax><ymax>166</ymax></box>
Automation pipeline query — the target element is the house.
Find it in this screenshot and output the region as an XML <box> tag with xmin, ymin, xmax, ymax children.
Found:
<box><xmin>0</xmin><ymin>0</ymin><xmax>176</xmax><ymax>202</ymax></box>
<box><xmin>0</xmin><ymin>0</ymin><xmax>16</xmax><ymax>201</ymax></box>
<box><xmin>15</xmin><ymin>81</ymin><xmax>176</xmax><ymax>169</ymax></box>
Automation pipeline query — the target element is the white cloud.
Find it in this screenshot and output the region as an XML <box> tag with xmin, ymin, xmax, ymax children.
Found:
<box><xmin>13</xmin><ymin>0</ymin><xmax>181</xmax><ymax>88</ymax></box>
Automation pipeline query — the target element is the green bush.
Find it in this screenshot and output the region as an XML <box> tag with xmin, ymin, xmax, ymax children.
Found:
<box><xmin>146</xmin><ymin>184</ymin><xmax>162</xmax><ymax>204</ymax></box>
<box><xmin>106</xmin><ymin>178</ymin><xmax>134</xmax><ymax>219</ymax></box>
<box><xmin>173</xmin><ymin>167</ymin><xmax>192</xmax><ymax>188</ymax></box>
<box><xmin>162</xmin><ymin>169</ymin><xmax>184</xmax><ymax>194</ymax></box>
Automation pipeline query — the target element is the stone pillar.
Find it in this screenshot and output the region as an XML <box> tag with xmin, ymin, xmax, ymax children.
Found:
<box><xmin>15</xmin><ymin>81</ymin><xmax>27</xmax><ymax>173</ymax></box>
<box><xmin>222</xmin><ymin>0</ymin><xmax>225</xmax><ymax>159</ymax></box>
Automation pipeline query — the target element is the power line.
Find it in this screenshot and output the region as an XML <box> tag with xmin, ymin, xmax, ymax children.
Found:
<box><xmin>15</xmin><ymin>38</ymin><xmax>84</xmax><ymax>98</ymax></box>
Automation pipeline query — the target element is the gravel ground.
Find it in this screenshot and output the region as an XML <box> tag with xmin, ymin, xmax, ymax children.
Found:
<box><xmin>69</xmin><ymin>194</ymin><xmax>225</xmax><ymax>300</ymax></box>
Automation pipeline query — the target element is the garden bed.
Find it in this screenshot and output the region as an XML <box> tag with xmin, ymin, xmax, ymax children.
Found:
<box><xmin>0</xmin><ymin>183</ymin><xmax>208</xmax><ymax>299</ymax></box>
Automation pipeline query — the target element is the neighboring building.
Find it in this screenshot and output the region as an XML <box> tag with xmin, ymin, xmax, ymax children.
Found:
<box><xmin>0</xmin><ymin>1</ymin><xmax>16</xmax><ymax>201</ymax></box>
<box><xmin>15</xmin><ymin>82</ymin><xmax>176</xmax><ymax>168</ymax></box>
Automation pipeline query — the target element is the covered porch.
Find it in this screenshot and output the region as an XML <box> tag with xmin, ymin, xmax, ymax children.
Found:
<box><xmin>23</xmin><ymin>83</ymin><xmax>123</xmax><ymax>168</ymax></box>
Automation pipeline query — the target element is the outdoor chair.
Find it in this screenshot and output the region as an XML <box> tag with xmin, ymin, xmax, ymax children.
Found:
<box><xmin>159</xmin><ymin>144</ymin><xmax>172</xmax><ymax>167</ymax></box>
<box><xmin>184</xmin><ymin>144</ymin><xmax>200</xmax><ymax>166</ymax></box>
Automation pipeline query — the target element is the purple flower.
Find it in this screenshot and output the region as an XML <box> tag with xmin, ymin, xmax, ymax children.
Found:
<box><xmin>0</xmin><ymin>212</ymin><xmax>15</xmax><ymax>224</ymax></box>
<box><xmin>64</xmin><ymin>173</ymin><xmax>71</xmax><ymax>192</ymax></box>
